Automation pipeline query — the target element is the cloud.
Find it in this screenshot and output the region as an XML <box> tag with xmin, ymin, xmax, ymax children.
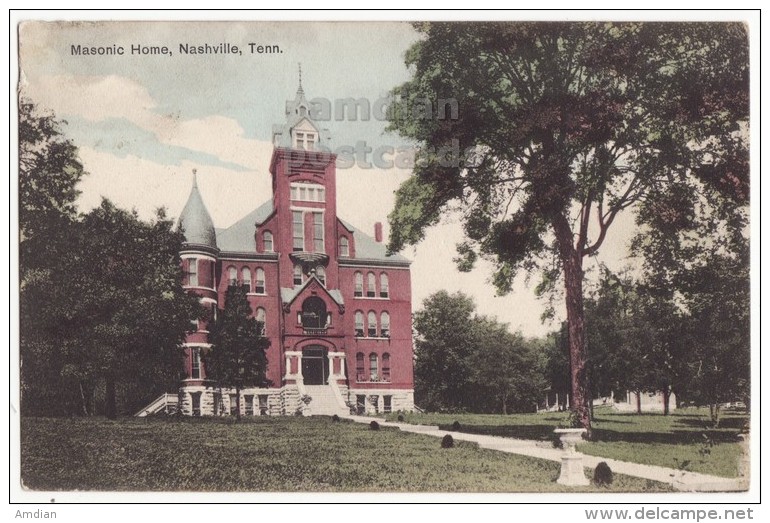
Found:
<box><xmin>22</xmin><ymin>73</ymin><xmax>265</xmax><ymax>170</ymax></box>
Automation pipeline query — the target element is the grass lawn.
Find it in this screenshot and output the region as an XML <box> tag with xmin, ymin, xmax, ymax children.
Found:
<box><xmin>385</xmin><ymin>407</ymin><xmax>748</xmax><ymax>478</ymax></box>
<box><xmin>21</xmin><ymin>416</ymin><xmax>671</xmax><ymax>492</ymax></box>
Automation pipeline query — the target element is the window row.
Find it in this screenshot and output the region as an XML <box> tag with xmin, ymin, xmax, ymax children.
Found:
<box><xmin>355</xmin><ymin>352</ymin><xmax>391</xmax><ymax>383</ymax></box>
<box><xmin>290</xmin><ymin>182</ymin><xmax>326</xmax><ymax>203</ymax></box>
<box><xmin>354</xmin><ymin>311</ymin><xmax>390</xmax><ymax>338</ymax></box>
<box><xmin>227</xmin><ymin>266</ymin><xmax>267</xmax><ymax>294</ymax></box>
<box><xmin>354</xmin><ymin>271</ymin><xmax>389</xmax><ymax>298</ymax></box>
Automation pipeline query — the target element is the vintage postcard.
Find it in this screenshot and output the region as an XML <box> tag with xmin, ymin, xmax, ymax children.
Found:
<box><xmin>13</xmin><ymin>14</ymin><xmax>757</xmax><ymax>507</ymax></box>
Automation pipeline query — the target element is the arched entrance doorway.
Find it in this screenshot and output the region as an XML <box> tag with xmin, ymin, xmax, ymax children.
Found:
<box><xmin>302</xmin><ymin>345</ymin><xmax>329</xmax><ymax>385</ymax></box>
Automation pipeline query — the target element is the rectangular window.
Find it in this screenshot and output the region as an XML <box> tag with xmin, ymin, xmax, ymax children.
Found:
<box><xmin>259</xmin><ymin>395</ymin><xmax>269</xmax><ymax>416</ymax></box>
<box><xmin>313</xmin><ymin>212</ymin><xmax>324</xmax><ymax>253</ymax></box>
<box><xmin>255</xmin><ymin>269</ymin><xmax>265</xmax><ymax>294</ymax></box>
<box><xmin>383</xmin><ymin>395</ymin><xmax>392</xmax><ymax>414</ymax></box>
<box><xmin>290</xmin><ymin>186</ymin><xmax>298</xmax><ymax>200</ymax></box>
<box><xmin>191</xmin><ymin>392</ymin><xmax>201</xmax><ymax>416</ymax></box>
<box><xmin>188</xmin><ymin>258</ymin><xmax>198</xmax><ymax>287</ymax></box>
<box><xmin>229</xmin><ymin>394</ymin><xmax>238</xmax><ymax>416</ymax></box>
<box><xmin>317</xmin><ymin>188</ymin><xmax>325</xmax><ymax>202</ymax></box>
<box><xmin>191</xmin><ymin>348</ymin><xmax>201</xmax><ymax>379</ymax></box>
<box><xmin>244</xmin><ymin>395</ymin><xmax>254</xmax><ymax>416</ymax></box>
<box><xmin>292</xmin><ymin>211</ymin><xmax>304</xmax><ymax>251</ymax></box>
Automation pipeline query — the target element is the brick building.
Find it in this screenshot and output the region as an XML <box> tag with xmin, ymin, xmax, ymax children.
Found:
<box><xmin>174</xmin><ymin>85</ymin><xmax>415</xmax><ymax>417</ymax></box>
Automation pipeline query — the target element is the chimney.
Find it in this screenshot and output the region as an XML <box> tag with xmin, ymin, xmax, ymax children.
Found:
<box><xmin>374</xmin><ymin>222</ymin><xmax>383</xmax><ymax>243</ymax></box>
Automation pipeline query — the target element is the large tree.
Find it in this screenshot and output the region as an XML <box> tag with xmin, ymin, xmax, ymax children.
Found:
<box><xmin>205</xmin><ymin>286</ymin><xmax>270</xmax><ymax>421</ymax></box>
<box><xmin>387</xmin><ymin>22</ymin><xmax>748</xmax><ymax>431</ymax></box>
<box><xmin>19</xmin><ymin>100</ymin><xmax>85</xmax><ymax>255</ymax></box>
<box><xmin>412</xmin><ymin>290</ymin><xmax>477</xmax><ymax>411</ymax></box>
<box><xmin>20</xmin><ymin>199</ymin><xmax>201</xmax><ymax>417</ymax></box>
<box><xmin>471</xmin><ymin>318</ymin><xmax>546</xmax><ymax>414</ymax></box>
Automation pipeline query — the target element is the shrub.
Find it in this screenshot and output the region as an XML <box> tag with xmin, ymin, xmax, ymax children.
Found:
<box><xmin>593</xmin><ymin>462</ymin><xmax>614</xmax><ymax>486</ymax></box>
<box><xmin>397</xmin><ymin>414</ymin><xmax>405</xmax><ymax>422</ymax></box>
<box><xmin>331</xmin><ymin>414</ymin><xmax>340</xmax><ymax>423</ymax></box>
<box><xmin>441</xmin><ymin>434</ymin><xmax>454</xmax><ymax>448</ymax></box>
<box><xmin>370</xmin><ymin>421</ymin><xmax>380</xmax><ymax>431</ymax></box>
<box><xmin>451</xmin><ymin>421</ymin><xmax>461</xmax><ymax>431</ymax></box>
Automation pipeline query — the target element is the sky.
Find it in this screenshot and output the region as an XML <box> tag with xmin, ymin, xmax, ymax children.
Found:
<box><xmin>20</xmin><ymin>19</ymin><xmax>652</xmax><ymax>337</ymax></box>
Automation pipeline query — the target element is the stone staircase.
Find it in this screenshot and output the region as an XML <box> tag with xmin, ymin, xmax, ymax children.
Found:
<box><xmin>303</xmin><ymin>385</ymin><xmax>348</xmax><ymax>416</ymax></box>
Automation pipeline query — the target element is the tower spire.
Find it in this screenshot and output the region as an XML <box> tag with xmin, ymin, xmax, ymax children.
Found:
<box><xmin>297</xmin><ymin>62</ymin><xmax>304</xmax><ymax>96</ymax></box>
<box><xmin>192</xmin><ymin>168</ymin><xmax>198</xmax><ymax>188</ymax></box>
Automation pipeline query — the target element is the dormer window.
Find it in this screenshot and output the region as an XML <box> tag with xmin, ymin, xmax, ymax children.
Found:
<box><xmin>294</xmin><ymin>131</ymin><xmax>317</xmax><ymax>150</ymax></box>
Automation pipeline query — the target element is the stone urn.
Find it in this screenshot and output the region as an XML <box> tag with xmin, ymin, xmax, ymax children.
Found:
<box><xmin>554</xmin><ymin>428</ymin><xmax>589</xmax><ymax>486</ymax></box>
<box><xmin>554</xmin><ymin>428</ymin><xmax>586</xmax><ymax>454</ymax></box>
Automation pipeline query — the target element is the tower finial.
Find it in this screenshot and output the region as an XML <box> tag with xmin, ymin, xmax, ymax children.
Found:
<box><xmin>192</xmin><ymin>168</ymin><xmax>198</xmax><ymax>188</ymax></box>
<box><xmin>297</xmin><ymin>62</ymin><xmax>304</xmax><ymax>95</ymax></box>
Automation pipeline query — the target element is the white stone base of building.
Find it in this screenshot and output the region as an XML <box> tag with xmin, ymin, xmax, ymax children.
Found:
<box><xmin>177</xmin><ymin>384</ymin><xmax>414</xmax><ymax>417</ymax></box>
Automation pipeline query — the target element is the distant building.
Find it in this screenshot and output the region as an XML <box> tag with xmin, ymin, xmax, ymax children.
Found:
<box><xmin>174</xmin><ymin>84</ymin><xmax>415</xmax><ymax>417</ymax></box>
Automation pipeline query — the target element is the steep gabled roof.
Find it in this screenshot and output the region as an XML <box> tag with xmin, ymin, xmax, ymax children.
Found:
<box><xmin>215</xmin><ymin>199</ymin><xmax>274</xmax><ymax>252</ymax></box>
<box><xmin>338</xmin><ymin>219</ymin><xmax>410</xmax><ymax>264</ymax></box>
<box><xmin>281</xmin><ymin>275</ymin><xmax>345</xmax><ymax>310</ymax></box>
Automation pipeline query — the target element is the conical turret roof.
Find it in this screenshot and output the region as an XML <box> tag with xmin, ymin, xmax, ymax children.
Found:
<box><xmin>178</xmin><ymin>170</ymin><xmax>217</xmax><ymax>249</ymax></box>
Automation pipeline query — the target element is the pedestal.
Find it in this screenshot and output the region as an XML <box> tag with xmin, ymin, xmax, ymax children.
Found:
<box><xmin>557</xmin><ymin>453</ymin><xmax>590</xmax><ymax>486</ymax></box>
<box><xmin>554</xmin><ymin>428</ymin><xmax>589</xmax><ymax>486</ymax></box>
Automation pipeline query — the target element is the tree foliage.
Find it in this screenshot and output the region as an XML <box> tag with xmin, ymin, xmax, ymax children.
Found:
<box><xmin>412</xmin><ymin>290</ymin><xmax>545</xmax><ymax>414</ymax></box>
<box><xmin>387</xmin><ymin>22</ymin><xmax>748</xmax><ymax>431</ymax></box>
<box><xmin>19</xmin><ymin>100</ymin><xmax>85</xmax><ymax>251</ymax></box>
<box><xmin>205</xmin><ymin>286</ymin><xmax>270</xmax><ymax>421</ymax></box>
<box><xmin>20</xmin><ymin>200</ymin><xmax>201</xmax><ymax>417</ymax></box>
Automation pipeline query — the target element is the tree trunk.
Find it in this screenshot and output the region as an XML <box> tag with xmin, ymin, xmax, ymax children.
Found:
<box><xmin>105</xmin><ymin>377</ymin><xmax>117</xmax><ymax>419</ymax></box>
<box><xmin>79</xmin><ymin>381</ymin><xmax>90</xmax><ymax>416</ymax></box>
<box><xmin>552</xmin><ymin>214</ymin><xmax>591</xmax><ymax>434</ymax></box>
<box><xmin>636</xmin><ymin>390</ymin><xmax>642</xmax><ymax>414</ymax></box>
<box><xmin>502</xmin><ymin>395</ymin><xmax>508</xmax><ymax>415</ymax></box>
<box><xmin>662</xmin><ymin>385</ymin><xmax>671</xmax><ymax>416</ymax></box>
<box><xmin>235</xmin><ymin>385</ymin><xmax>241</xmax><ymax>422</ymax></box>
<box><xmin>710</xmin><ymin>403</ymin><xmax>720</xmax><ymax>426</ymax></box>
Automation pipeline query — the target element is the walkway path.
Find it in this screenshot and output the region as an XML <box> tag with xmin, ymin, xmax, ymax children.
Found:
<box><xmin>343</xmin><ymin>415</ymin><xmax>747</xmax><ymax>492</ymax></box>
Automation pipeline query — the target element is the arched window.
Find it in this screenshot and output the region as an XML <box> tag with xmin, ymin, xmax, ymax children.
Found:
<box><xmin>228</xmin><ymin>266</ymin><xmax>237</xmax><ymax>287</ymax></box>
<box><xmin>241</xmin><ymin>267</ymin><xmax>251</xmax><ymax>293</ymax></box>
<box><xmin>380</xmin><ymin>273</ymin><xmax>389</xmax><ymax>298</ymax></box>
<box><xmin>293</xmin><ymin>264</ymin><xmax>303</xmax><ymax>286</ymax></box>
<box><xmin>354</xmin><ymin>272</ymin><xmax>363</xmax><ymax>297</ymax></box>
<box><xmin>339</xmin><ymin>236</ymin><xmax>349</xmax><ymax>257</ymax></box>
<box><xmin>354</xmin><ymin>311</ymin><xmax>364</xmax><ymax>337</ymax></box>
<box><xmin>263</xmin><ymin>231</ymin><xmax>273</xmax><ymax>253</ymax></box>
<box><xmin>356</xmin><ymin>352</ymin><xmax>365</xmax><ymax>382</ymax></box>
<box><xmin>380</xmin><ymin>312</ymin><xmax>390</xmax><ymax>338</ymax></box>
<box><xmin>367</xmin><ymin>272</ymin><xmax>376</xmax><ymax>297</ymax></box>
<box><xmin>369</xmin><ymin>353</ymin><xmax>379</xmax><ymax>381</ymax></box>
<box><xmin>255</xmin><ymin>268</ymin><xmax>265</xmax><ymax>294</ymax></box>
<box><xmin>367</xmin><ymin>311</ymin><xmax>377</xmax><ymax>337</ymax></box>
<box><xmin>301</xmin><ymin>296</ymin><xmax>327</xmax><ymax>329</ymax></box>
<box><xmin>256</xmin><ymin>307</ymin><xmax>266</xmax><ymax>336</ymax></box>
<box><xmin>315</xmin><ymin>266</ymin><xmax>326</xmax><ymax>286</ymax></box>
<box><xmin>382</xmin><ymin>353</ymin><xmax>391</xmax><ymax>382</ymax></box>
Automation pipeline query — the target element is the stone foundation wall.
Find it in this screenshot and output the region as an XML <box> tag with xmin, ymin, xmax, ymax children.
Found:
<box><xmin>345</xmin><ymin>388</ymin><xmax>414</xmax><ymax>415</ymax></box>
<box><xmin>176</xmin><ymin>384</ymin><xmax>412</xmax><ymax>417</ymax></box>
